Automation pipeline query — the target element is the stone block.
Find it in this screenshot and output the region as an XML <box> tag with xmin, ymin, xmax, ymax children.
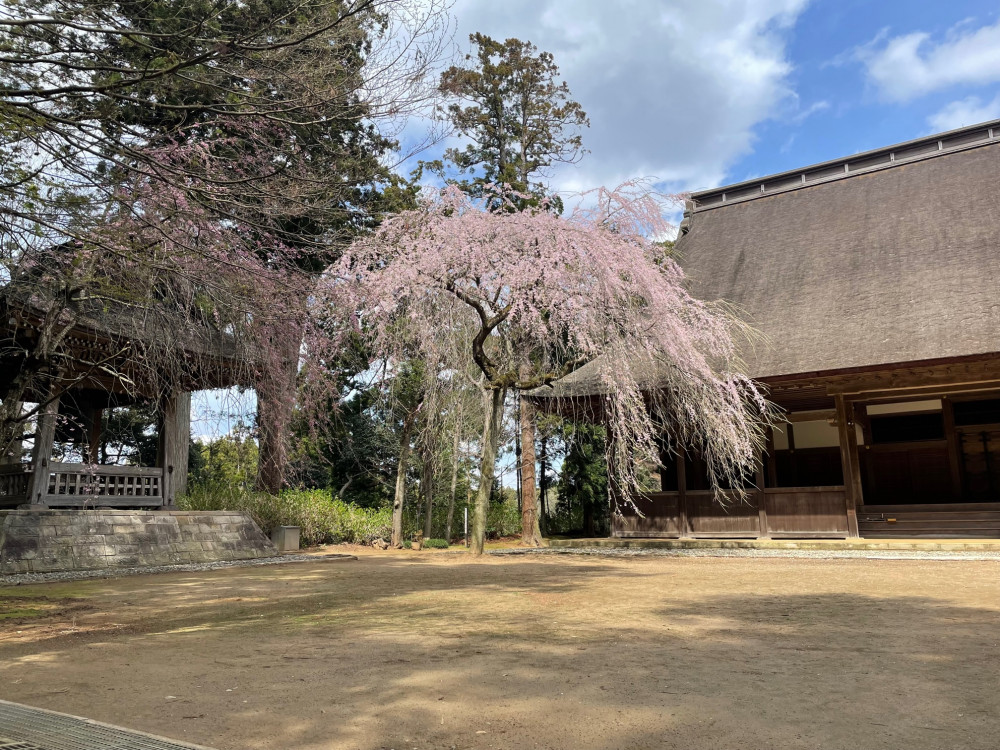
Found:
<box><xmin>0</xmin><ymin>509</ymin><xmax>275</xmax><ymax>573</ymax></box>
<box><xmin>6</xmin><ymin>515</ymin><xmax>41</xmax><ymax>530</ymax></box>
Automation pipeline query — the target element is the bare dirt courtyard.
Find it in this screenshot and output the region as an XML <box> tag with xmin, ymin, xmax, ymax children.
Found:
<box><xmin>1</xmin><ymin>550</ymin><xmax>999</xmax><ymax>750</ymax></box>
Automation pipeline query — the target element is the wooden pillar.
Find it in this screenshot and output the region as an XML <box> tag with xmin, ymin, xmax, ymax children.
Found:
<box><xmin>855</xmin><ymin>403</ymin><xmax>877</xmax><ymax>496</ymax></box>
<box><xmin>85</xmin><ymin>407</ymin><xmax>102</xmax><ymax>465</ymax></box>
<box><xmin>755</xmin><ymin>453</ymin><xmax>769</xmax><ymax>539</ymax></box>
<box><xmin>157</xmin><ymin>390</ymin><xmax>191</xmax><ymax>506</ymax></box>
<box><xmin>835</xmin><ymin>394</ymin><xmax>862</xmax><ymax>538</ymax></box>
<box><xmin>942</xmin><ymin>397</ymin><xmax>964</xmax><ymax>501</ymax></box>
<box><xmin>26</xmin><ymin>394</ymin><xmax>60</xmax><ymax>507</ymax></box>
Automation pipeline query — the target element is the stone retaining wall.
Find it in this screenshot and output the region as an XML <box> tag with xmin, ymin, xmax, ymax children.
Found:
<box><xmin>0</xmin><ymin>510</ymin><xmax>277</xmax><ymax>574</ymax></box>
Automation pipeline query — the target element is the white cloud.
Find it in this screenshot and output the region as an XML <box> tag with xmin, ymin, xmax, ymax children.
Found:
<box><xmin>927</xmin><ymin>94</ymin><xmax>1000</xmax><ymax>132</ymax></box>
<box><xmin>435</xmin><ymin>0</ymin><xmax>810</xmax><ymax>193</ymax></box>
<box><xmin>861</xmin><ymin>19</ymin><xmax>1000</xmax><ymax>102</ymax></box>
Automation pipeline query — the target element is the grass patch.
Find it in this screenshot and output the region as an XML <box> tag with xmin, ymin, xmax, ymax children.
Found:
<box><xmin>0</xmin><ymin>607</ymin><xmax>43</xmax><ymax>621</ymax></box>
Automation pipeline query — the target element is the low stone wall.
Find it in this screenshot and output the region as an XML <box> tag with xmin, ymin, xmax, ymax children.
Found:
<box><xmin>0</xmin><ymin>510</ymin><xmax>277</xmax><ymax>574</ymax></box>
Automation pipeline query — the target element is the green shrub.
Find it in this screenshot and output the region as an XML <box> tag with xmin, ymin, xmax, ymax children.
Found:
<box><xmin>486</xmin><ymin>500</ymin><xmax>522</xmax><ymax>538</ymax></box>
<box><xmin>423</xmin><ymin>538</ymin><xmax>449</xmax><ymax>549</ymax></box>
<box><xmin>402</xmin><ymin>539</ymin><xmax>412</xmax><ymax>549</ymax></box>
<box><xmin>179</xmin><ymin>484</ymin><xmax>391</xmax><ymax>546</ymax></box>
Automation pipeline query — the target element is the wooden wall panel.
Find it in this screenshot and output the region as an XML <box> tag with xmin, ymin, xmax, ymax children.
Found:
<box><xmin>613</xmin><ymin>491</ymin><xmax>681</xmax><ymax>537</ymax></box>
<box><xmin>686</xmin><ymin>490</ymin><xmax>759</xmax><ymax>536</ymax></box>
<box><xmin>765</xmin><ymin>488</ymin><xmax>849</xmax><ymax>536</ymax></box>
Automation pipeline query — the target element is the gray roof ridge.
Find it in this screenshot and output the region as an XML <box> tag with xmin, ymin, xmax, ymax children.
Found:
<box><xmin>690</xmin><ymin>119</ymin><xmax>1000</xmax><ymax>212</ymax></box>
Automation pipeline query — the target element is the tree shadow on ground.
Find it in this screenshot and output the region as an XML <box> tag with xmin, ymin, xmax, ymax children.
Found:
<box><xmin>1</xmin><ymin>558</ymin><xmax>1000</xmax><ymax>750</ymax></box>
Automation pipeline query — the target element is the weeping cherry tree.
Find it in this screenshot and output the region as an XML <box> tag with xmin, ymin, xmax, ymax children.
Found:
<box><xmin>325</xmin><ymin>183</ymin><xmax>771</xmax><ymax>554</ymax></box>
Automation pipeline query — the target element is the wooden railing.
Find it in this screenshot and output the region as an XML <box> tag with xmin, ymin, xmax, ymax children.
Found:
<box><xmin>46</xmin><ymin>463</ymin><xmax>164</xmax><ymax>506</ymax></box>
<box><xmin>0</xmin><ymin>463</ymin><xmax>165</xmax><ymax>507</ymax></box>
<box><xmin>0</xmin><ymin>464</ymin><xmax>31</xmax><ymax>505</ymax></box>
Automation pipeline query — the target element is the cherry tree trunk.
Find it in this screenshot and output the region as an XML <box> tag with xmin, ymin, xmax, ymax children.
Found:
<box><xmin>391</xmin><ymin>414</ymin><xmax>415</xmax><ymax>548</ymax></box>
<box><xmin>519</xmin><ymin>397</ymin><xmax>542</xmax><ymax>545</ymax></box>
<box><xmin>471</xmin><ymin>387</ymin><xmax>505</xmax><ymax>556</ymax></box>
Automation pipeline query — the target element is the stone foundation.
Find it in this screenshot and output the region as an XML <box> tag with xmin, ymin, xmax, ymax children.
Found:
<box><xmin>0</xmin><ymin>510</ymin><xmax>277</xmax><ymax>574</ymax></box>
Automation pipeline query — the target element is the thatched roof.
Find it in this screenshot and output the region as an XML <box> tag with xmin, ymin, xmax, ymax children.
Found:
<box><xmin>681</xmin><ymin>119</ymin><xmax>1000</xmax><ymax>379</ymax></box>
<box><xmin>539</xmin><ymin>120</ymin><xmax>1000</xmax><ymax>400</ymax></box>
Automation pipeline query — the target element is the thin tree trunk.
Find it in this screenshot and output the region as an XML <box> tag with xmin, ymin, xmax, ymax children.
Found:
<box><xmin>471</xmin><ymin>387</ymin><xmax>505</xmax><ymax>556</ymax></box>
<box><xmin>519</xmin><ymin>396</ymin><xmax>541</xmax><ymax>545</ymax></box>
<box><xmin>391</xmin><ymin>412</ymin><xmax>416</xmax><ymax>548</ymax></box>
<box><xmin>538</xmin><ymin>431</ymin><xmax>548</xmax><ymax>536</ymax></box>
<box><xmin>337</xmin><ymin>476</ymin><xmax>352</xmax><ymax>499</ymax></box>
<box><xmin>421</xmin><ymin>439</ymin><xmax>435</xmax><ymax>539</ymax></box>
<box><xmin>0</xmin><ymin>401</ymin><xmax>23</xmax><ymax>465</ymax></box>
<box><xmin>445</xmin><ymin>401</ymin><xmax>462</xmax><ymax>542</ymax></box>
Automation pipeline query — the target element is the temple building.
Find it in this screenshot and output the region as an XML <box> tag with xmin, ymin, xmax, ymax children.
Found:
<box><xmin>547</xmin><ymin>119</ymin><xmax>1000</xmax><ymax>539</ymax></box>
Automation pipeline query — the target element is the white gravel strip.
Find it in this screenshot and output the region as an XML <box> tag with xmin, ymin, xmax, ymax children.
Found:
<box><xmin>489</xmin><ymin>547</ymin><xmax>1000</xmax><ymax>562</ymax></box>
<box><xmin>0</xmin><ymin>553</ymin><xmax>355</xmax><ymax>586</ymax></box>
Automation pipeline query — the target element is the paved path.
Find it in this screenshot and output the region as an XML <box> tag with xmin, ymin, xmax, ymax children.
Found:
<box><xmin>0</xmin><ymin>700</ymin><xmax>216</xmax><ymax>750</ymax></box>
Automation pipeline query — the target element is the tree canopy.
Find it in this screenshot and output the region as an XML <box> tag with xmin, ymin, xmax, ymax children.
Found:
<box><xmin>432</xmin><ymin>33</ymin><xmax>588</xmax><ymax>206</ymax></box>
<box><xmin>0</xmin><ymin>0</ymin><xmax>448</xmax><ymax>460</ymax></box>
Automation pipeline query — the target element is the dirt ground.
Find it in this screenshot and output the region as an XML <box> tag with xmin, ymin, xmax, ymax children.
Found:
<box><xmin>1</xmin><ymin>549</ymin><xmax>999</xmax><ymax>750</ymax></box>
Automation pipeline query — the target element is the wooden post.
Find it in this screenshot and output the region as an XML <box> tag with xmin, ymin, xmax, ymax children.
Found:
<box><xmin>942</xmin><ymin>397</ymin><xmax>964</xmax><ymax>501</ymax></box>
<box><xmin>854</xmin><ymin>402</ymin><xmax>877</xmax><ymax>495</ymax></box>
<box><xmin>26</xmin><ymin>394</ymin><xmax>60</xmax><ymax>507</ymax></box>
<box><xmin>85</xmin><ymin>407</ymin><xmax>102</xmax><ymax>465</ymax></box>
<box><xmin>157</xmin><ymin>390</ymin><xmax>191</xmax><ymax>507</ymax></box>
<box><xmin>755</xmin><ymin>454</ymin><xmax>769</xmax><ymax>539</ymax></box>
<box><xmin>835</xmin><ymin>394</ymin><xmax>862</xmax><ymax>538</ymax></box>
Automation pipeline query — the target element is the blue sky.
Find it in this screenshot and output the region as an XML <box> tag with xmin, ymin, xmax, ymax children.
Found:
<box><xmin>430</xmin><ymin>0</ymin><xmax>1000</xmax><ymax>196</ymax></box>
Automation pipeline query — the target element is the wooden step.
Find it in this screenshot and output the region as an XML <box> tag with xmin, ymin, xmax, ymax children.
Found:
<box><xmin>859</xmin><ymin>515</ymin><xmax>1000</xmax><ymax>524</ymax></box>
<box><xmin>858</xmin><ymin>505</ymin><xmax>1000</xmax><ymax>537</ymax></box>
<box><xmin>858</xmin><ymin>503</ymin><xmax>1000</xmax><ymax>514</ymax></box>
<box><xmin>861</xmin><ymin>531</ymin><xmax>1000</xmax><ymax>538</ymax></box>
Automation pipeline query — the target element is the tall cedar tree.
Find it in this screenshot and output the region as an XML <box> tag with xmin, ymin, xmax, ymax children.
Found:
<box><xmin>436</xmin><ymin>34</ymin><xmax>588</xmax><ymax>204</ymax></box>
